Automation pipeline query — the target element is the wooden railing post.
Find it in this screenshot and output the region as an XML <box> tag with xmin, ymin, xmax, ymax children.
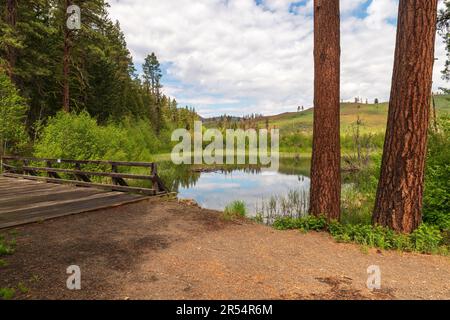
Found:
<box><xmin>112</xmin><ymin>164</ymin><xmax>118</xmax><ymax>185</ymax></box>
<box><xmin>151</xmin><ymin>163</ymin><xmax>158</xmax><ymax>192</ymax></box>
<box><xmin>75</xmin><ymin>162</ymin><xmax>91</xmax><ymax>182</ymax></box>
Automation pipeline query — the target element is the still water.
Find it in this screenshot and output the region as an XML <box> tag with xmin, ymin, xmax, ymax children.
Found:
<box><xmin>160</xmin><ymin>157</ymin><xmax>311</xmax><ymax>216</ymax></box>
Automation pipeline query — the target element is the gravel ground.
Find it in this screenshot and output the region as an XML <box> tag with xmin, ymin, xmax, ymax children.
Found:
<box><xmin>1</xmin><ymin>199</ymin><xmax>449</xmax><ymax>300</ymax></box>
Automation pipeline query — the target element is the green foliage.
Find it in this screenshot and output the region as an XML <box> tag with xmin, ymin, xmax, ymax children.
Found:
<box><xmin>410</xmin><ymin>224</ymin><xmax>444</xmax><ymax>254</ymax></box>
<box><xmin>0</xmin><ymin>287</ymin><xmax>15</xmax><ymax>300</ymax></box>
<box><xmin>273</xmin><ymin>216</ymin><xmax>448</xmax><ymax>254</ymax></box>
<box><xmin>423</xmin><ymin>116</ymin><xmax>450</xmax><ymax>230</ymax></box>
<box><xmin>223</xmin><ymin>200</ymin><xmax>247</xmax><ymax>220</ymax></box>
<box><xmin>0</xmin><ymin>71</ymin><xmax>28</xmax><ymax>154</ymax></box>
<box><xmin>341</xmin><ymin>154</ymin><xmax>381</xmax><ymax>225</ymax></box>
<box><xmin>34</xmin><ymin>111</ymin><xmax>173</xmax><ymax>162</ymax></box>
<box><xmin>273</xmin><ymin>215</ymin><xmax>327</xmax><ymax>231</ymax></box>
<box><xmin>0</xmin><ymin>1</ymin><xmax>198</xmax><ymax>138</ymax></box>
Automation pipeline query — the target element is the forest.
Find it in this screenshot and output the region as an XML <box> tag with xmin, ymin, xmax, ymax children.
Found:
<box><xmin>0</xmin><ymin>0</ymin><xmax>198</xmax><ymax>159</ymax></box>
<box><xmin>0</xmin><ymin>0</ymin><xmax>450</xmax><ymax>301</ymax></box>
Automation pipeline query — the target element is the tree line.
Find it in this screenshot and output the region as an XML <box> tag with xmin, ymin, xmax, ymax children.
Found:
<box><xmin>0</xmin><ymin>0</ymin><xmax>197</xmax><ymax>142</ymax></box>
<box><xmin>310</xmin><ymin>0</ymin><xmax>446</xmax><ymax>233</ymax></box>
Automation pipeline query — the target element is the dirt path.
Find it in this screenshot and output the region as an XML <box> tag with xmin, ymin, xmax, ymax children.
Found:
<box><xmin>1</xmin><ymin>199</ymin><xmax>449</xmax><ymax>300</ymax></box>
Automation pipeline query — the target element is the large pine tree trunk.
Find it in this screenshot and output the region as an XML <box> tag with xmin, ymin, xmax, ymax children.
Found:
<box><xmin>309</xmin><ymin>0</ymin><xmax>341</xmax><ymax>220</ymax></box>
<box><xmin>6</xmin><ymin>0</ymin><xmax>17</xmax><ymax>79</ymax></box>
<box><xmin>373</xmin><ymin>0</ymin><xmax>438</xmax><ymax>233</ymax></box>
<box><xmin>62</xmin><ymin>0</ymin><xmax>72</xmax><ymax>112</ymax></box>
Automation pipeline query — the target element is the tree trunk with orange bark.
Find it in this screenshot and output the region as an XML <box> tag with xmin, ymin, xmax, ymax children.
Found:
<box><xmin>310</xmin><ymin>0</ymin><xmax>341</xmax><ymax>220</ymax></box>
<box><xmin>373</xmin><ymin>0</ymin><xmax>438</xmax><ymax>233</ymax></box>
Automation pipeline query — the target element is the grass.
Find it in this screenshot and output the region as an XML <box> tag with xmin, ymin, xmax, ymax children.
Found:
<box><xmin>255</xmin><ymin>189</ymin><xmax>310</xmax><ymax>224</ymax></box>
<box><xmin>0</xmin><ymin>234</ymin><xmax>16</xmax><ymax>256</ymax></box>
<box><xmin>223</xmin><ymin>200</ymin><xmax>247</xmax><ymax>220</ymax></box>
<box><xmin>17</xmin><ymin>282</ymin><xmax>29</xmax><ymax>294</ymax></box>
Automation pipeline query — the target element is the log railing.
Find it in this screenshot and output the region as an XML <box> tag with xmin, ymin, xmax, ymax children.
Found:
<box><xmin>0</xmin><ymin>156</ymin><xmax>168</xmax><ymax>195</ymax></box>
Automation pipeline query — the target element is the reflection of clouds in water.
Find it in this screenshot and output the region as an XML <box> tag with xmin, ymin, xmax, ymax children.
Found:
<box><xmin>178</xmin><ymin>170</ymin><xmax>310</xmax><ymax>216</ymax></box>
<box><xmin>192</xmin><ymin>182</ymin><xmax>242</xmax><ymax>190</ymax></box>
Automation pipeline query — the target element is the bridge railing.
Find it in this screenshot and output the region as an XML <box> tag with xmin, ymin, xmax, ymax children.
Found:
<box><xmin>0</xmin><ymin>156</ymin><xmax>168</xmax><ymax>195</ymax></box>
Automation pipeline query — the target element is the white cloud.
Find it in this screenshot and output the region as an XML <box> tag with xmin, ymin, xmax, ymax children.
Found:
<box><xmin>108</xmin><ymin>0</ymin><xmax>448</xmax><ymax>117</ymax></box>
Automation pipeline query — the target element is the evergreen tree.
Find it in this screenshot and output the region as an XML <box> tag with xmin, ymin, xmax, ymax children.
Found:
<box><xmin>143</xmin><ymin>52</ymin><xmax>163</xmax><ymax>134</ymax></box>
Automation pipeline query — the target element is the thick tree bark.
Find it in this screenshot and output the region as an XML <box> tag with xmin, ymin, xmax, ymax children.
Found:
<box><xmin>373</xmin><ymin>0</ymin><xmax>438</xmax><ymax>233</ymax></box>
<box><xmin>63</xmin><ymin>0</ymin><xmax>72</xmax><ymax>112</ymax></box>
<box><xmin>309</xmin><ymin>0</ymin><xmax>341</xmax><ymax>220</ymax></box>
<box><xmin>6</xmin><ymin>0</ymin><xmax>17</xmax><ymax>80</ymax></box>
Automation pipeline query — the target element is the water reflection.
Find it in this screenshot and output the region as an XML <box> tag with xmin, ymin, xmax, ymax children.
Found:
<box><xmin>158</xmin><ymin>157</ymin><xmax>311</xmax><ymax>216</ymax></box>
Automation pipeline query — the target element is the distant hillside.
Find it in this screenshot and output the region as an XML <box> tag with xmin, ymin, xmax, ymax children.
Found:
<box><xmin>205</xmin><ymin>94</ymin><xmax>450</xmax><ymax>134</ymax></box>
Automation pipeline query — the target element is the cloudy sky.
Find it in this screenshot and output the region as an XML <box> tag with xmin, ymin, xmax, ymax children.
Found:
<box><xmin>108</xmin><ymin>0</ymin><xmax>448</xmax><ymax>117</ymax></box>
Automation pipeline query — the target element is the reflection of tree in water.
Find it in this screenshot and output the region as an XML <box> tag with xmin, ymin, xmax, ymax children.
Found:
<box><xmin>158</xmin><ymin>162</ymin><xmax>200</xmax><ymax>192</ymax></box>
<box><xmin>158</xmin><ymin>156</ymin><xmax>311</xmax><ymax>192</ymax></box>
<box><xmin>278</xmin><ymin>157</ymin><xmax>311</xmax><ymax>176</ymax></box>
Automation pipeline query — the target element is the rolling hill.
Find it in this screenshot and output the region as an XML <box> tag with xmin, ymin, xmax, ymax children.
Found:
<box><xmin>266</xmin><ymin>95</ymin><xmax>449</xmax><ymax>134</ymax></box>
<box><xmin>206</xmin><ymin>94</ymin><xmax>450</xmax><ymax>135</ymax></box>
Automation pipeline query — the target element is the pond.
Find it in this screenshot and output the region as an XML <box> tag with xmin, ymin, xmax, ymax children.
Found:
<box><xmin>158</xmin><ymin>157</ymin><xmax>311</xmax><ymax>216</ymax></box>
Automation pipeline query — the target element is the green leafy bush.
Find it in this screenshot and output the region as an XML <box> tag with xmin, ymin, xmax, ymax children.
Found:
<box><xmin>0</xmin><ymin>287</ymin><xmax>15</xmax><ymax>300</ymax></box>
<box><xmin>273</xmin><ymin>216</ymin><xmax>448</xmax><ymax>255</ymax></box>
<box><xmin>273</xmin><ymin>215</ymin><xmax>327</xmax><ymax>231</ymax></box>
<box><xmin>410</xmin><ymin>224</ymin><xmax>444</xmax><ymax>254</ymax></box>
<box><xmin>34</xmin><ymin>111</ymin><xmax>170</xmax><ymax>162</ymax></box>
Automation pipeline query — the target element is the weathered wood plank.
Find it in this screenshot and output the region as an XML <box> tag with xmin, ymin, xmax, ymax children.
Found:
<box><xmin>0</xmin><ymin>184</ymin><xmax>63</xmax><ymax>196</ymax></box>
<box><xmin>0</xmin><ymin>193</ymin><xmax>142</xmax><ymax>221</ymax></box>
<box><xmin>0</xmin><ymin>193</ymin><xmax>148</xmax><ymax>229</ymax></box>
<box><xmin>0</xmin><ymin>188</ymin><xmax>107</xmax><ymax>208</ymax></box>
<box><xmin>0</xmin><ymin>191</ymin><xmax>124</xmax><ymax>215</ymax></box>
<box><xmin>0</xmin><ymin>175</ymin><xmax>152</xmax><ymax>229</ymax></box>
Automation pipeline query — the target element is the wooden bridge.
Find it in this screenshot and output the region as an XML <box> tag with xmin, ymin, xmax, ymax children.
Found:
<box><xmin>0</xmin><ymin>156</ymin><xmax>169</xmax><ymax>229</ymax></box>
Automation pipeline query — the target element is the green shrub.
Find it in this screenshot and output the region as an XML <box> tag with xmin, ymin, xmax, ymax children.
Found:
<box><xmin>423</xmin><ymin>115</ymin><xmax>450</xmax><ymax>230</ymax></box>
<box><xmin>223</xmin><ymin>201</ymin><xmax>247</xmax><ymax>220</ymax></box>
<box><xmin>410</xmin><ymin>224</ymin><xmax>443</xmax><ymax>254</ymax></box>
<box><xmin>273</xmin><ymin>215</ymin><xmax>327</xmax><ymax>231</ymax></box>
<box><xmin>0</xmin><ymin>287</ymin><xmax>15</xmax><ymax>300</ymax></box>
<box><xmin>34</xmin><ymin>112</ymin><xmax>172</xmax><ymax>164</ymax></box>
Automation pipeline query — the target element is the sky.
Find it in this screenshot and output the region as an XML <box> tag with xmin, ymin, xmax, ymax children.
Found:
<box><xmin>107</xmin><ymin>0</ymin><xmax>448</xmax><ymax>118</ymax></box>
